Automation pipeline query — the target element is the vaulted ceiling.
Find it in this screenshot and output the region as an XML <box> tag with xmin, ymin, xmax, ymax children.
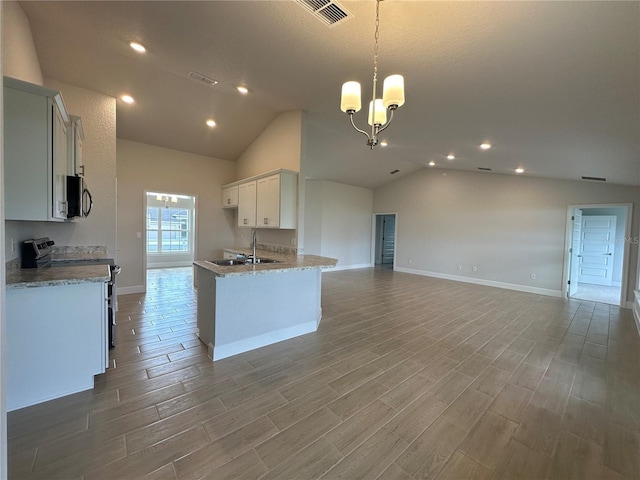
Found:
<box><xmin>20</xmin><ymin>1</ymin><xmax>640</xmax><ymax>189</ymax></box>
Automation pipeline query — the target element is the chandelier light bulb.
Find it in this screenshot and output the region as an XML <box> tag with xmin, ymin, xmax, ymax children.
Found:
<box><xmin>368</xmin><ymin>99</ymin><xmax>387</xmax><ymax>126</ymax></box>
<box><xmin>341</xmin><ymin>81</ymin><xmax>362</xmax><ymax>113</ymax></box>
<box><xmin>382</xmin><ymin>75</ymin><xmax>405</xmax><ymax>108</ymax></box>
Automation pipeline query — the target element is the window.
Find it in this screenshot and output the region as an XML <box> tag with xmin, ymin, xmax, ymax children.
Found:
<box><xmin>146</xmin><ymin>193</ymin><xmax>194</xmax><ymax>254</ymax></box>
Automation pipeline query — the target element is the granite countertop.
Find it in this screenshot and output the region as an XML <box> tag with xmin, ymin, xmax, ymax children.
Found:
<box><xmin>6</xmin><ymin>264</ymin><xmax>111</xmax><ymax>290</ymax></box>
<box><xmin>194</xmin><ymin>248</ymin><xmax>337</xmax><ymax>278</ymax></box>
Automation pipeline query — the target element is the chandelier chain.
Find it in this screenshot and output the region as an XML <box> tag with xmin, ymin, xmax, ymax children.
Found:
<box><xmin>373</xmin><ymin>0</ymin><xmax>380</xmax><ymax>84</ymax></box>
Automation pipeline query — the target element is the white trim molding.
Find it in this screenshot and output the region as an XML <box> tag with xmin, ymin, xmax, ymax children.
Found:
<box><xmin>117</xmin><ymin>285</ymin><xmax>145</xmax><ymax>295</ymax></box>
<box><xmin>633</xmin><ymin>291</ymin><xmax>640</xmax><ymax>337</ymax></box>
<box><xmin>327</xmin><ymin>263</ymin><xmax>373</xmax><ymax>272</ymax></box>
<box><xmin>395</xmin><ymin>267</ymin><xmax>563</xmax><ymax>298</ymax></box>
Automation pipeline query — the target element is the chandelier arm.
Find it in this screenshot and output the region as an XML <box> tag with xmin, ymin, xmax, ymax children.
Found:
<box><xmin>376</xmin><ymin>108</ymin><xmax>395</xmax><ymax>134</ymax></box>
<box><xmin>349</xmin><ymin>113</ymin><xmax>373</xmax><ymax>140</ymax></box>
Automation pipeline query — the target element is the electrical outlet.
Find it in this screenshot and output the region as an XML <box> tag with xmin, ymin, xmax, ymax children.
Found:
<box><xmin>457</xmin><ymin>264</ymin><xmax>462</xmax><ymax>271</ymax></box>
<box><xmin>409</xmin><ymin>259</ymin><xmax>413</xmax><ymax>265</ymax></box>
<box><xmin>530</xmin><ymin>273</ymin><xmax>536</xmax><ymax>280</ymax></box>
<box><xmin>472</xmin><ymin>266</ymin><xmax>477</xmax><ymax>272</ymax></box>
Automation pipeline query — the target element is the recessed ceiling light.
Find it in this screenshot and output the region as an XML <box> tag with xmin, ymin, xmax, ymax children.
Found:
<box><xmin>480</xmin><ymin>142</ymin><xmax>492</xmax><ymax>150</ymax></box>
<box><xmin>120</xmin><ymin>95</ymin><xmax>135</xmax><ymax>104</ymax></box>
<box><xmin>380</xmin><ymin>141</ymin><xmax>388</xmax><ymax>147</ymax></box>
<box><xmin>236</xmin><ymin>86</ymin><xmax>249</xmax><ymax>94</ymax></box>
<box><xmin>129</xmin><ymin>42</ymin><xmax>146</xmax><ymax>53</ymax></box>
<box><xmin>447</xmin><ymin>154</ymin><xmax>455</xmax><ymax>160</ymax></box>
<box><xmin>206</xmin><ymin>119</ymin><xmax>217</xmax><ymax>128</ymax></box>
<box><xmin>428</xmin><ymin>161</ymin><xmax>436</xmax><ymax>167</ymax></box>
<box><xmin>515</xmin><ymin>167</ymin><xmax>524</xmax><ymax>174</ymax></box>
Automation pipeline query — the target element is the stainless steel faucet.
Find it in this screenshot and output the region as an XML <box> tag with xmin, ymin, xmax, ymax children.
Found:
<box><xmin>252</xmin><ymin>229</ymin><xmax>257</xmax><ymax>263</ymax></box>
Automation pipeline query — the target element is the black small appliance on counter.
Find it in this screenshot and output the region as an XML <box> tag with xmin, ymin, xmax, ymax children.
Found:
<box><xmin>21</xmin><ymin>237</ymin><xmax>55</xmax><ymax>268</ymax></box>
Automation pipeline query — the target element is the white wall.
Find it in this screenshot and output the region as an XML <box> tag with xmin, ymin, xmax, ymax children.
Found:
<box><xmin>116</xmin><ymin>139</ymin><xmax>236</xmax><ymax>292</ymax></box>
<box><xmin>0</xmin><ymin>3</ymin><xmax>7</xmax><ymax>476</ymax></box>
<box><xmin>304</xmin><ymin>180</ymin><xmax>374</xmax><ymax>269</ymax></box>
<box><xmin>233</xmin><ymin>111</ymin><xmax>302</xmax><ymax>249</ymax></box>
<box><xmin>236</xmin><ymin>111</ymin><xmax>301</xmax><ymax>179</ymax></box>
<box><xmin>374</xmin><ymin>168</ymin><xmax>640</xmax><ymax>301</ymax></box>
<box><xmin>1</xmin><ymin>0</ymin><xmax>42</xmax><ymax>85</ymax></box>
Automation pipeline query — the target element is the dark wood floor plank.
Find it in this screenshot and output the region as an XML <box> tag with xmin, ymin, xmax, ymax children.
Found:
<box><xmin>6</xmin><ymin>267</ymin><xmax>639</xmax><ymax>480</ymax></box>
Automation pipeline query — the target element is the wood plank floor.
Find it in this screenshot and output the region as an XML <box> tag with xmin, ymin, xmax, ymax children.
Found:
<box><xmin>8</xmin><ymin>267</ymin><xmax>640</xmax><ymax>480</ymax></box>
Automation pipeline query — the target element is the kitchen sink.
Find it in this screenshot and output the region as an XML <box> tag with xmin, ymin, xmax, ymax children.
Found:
<box><xmin>245</xmin><ymin>257</ymin><xmax>279</xmax><ymax>264</ymax></box>
<box><xmin>206</xmin><ymin>259</ymin><xmax>246</xmax><ymax>266</ymax></box>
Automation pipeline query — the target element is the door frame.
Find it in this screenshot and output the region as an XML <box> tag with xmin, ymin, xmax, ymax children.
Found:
<box><xmin>562</xmin><ymin>203</ymin><xmax>633</xmax><ymax>306</ymax></box>
<box><xmin>371</xmin><ymin>212</ymin><xmax>398</xmax><ymax>269</ymax></box>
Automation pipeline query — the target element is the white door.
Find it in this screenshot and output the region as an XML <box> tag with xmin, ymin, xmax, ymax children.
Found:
<box><xmin>578</xmin><ymin>215</ymin><xmax>616</xmax><ymax>286</ymax></box>
<box><xmin>569</xmin><ymin>209</ymin><xmax>582</xmax><ymax>297</ymax></box>
<box><xmin>381</xmin><ymin>215</ymin><xmax>395</xmax><ymax>264</ymax></box>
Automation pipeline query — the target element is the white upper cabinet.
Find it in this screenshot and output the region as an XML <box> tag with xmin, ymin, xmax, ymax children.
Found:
<box><xmin>224</xmin><ymin>170</ymin><xmax>297</xmax><ymax>230</ymax></box>
<box><xmin>222</xmin><ymin>185</ymin><xmax>238</xmax><ymax>208</ymax></box>
<box><xmin>237</xmin><ymin>181</ymin><xmax>257</xmax><ymax>227</ymax></box>
<box><xmin>4</xmin><ymin>77</ymin><xmax>71</xmax><ymax>222</ymax></box>
<box><xmin>52</xmin><ymin>103</ymin><xmax>69</xmax><ymax>219</ymax></box>
<box><xmin>68</xmin><ymin>115</ymin><xmax>85</xmax><ymax>176</ymax></box>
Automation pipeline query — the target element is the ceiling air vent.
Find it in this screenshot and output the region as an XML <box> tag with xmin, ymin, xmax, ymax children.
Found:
<box><xmin>297</xmin><ymin>0</ymin><xmax>352</xmax><ymax>27</ymax></box>
<box><xmin>477</xmin><ymin>167</ymin><xmax>493</xmax><ymax>172</ymax></box>
<box><xmin>581</xmin><ymin>176</ymin><xmax>606</xmax><ymax>182</ymax></box>
<box><xmin>390</xmin><ymin>169</ymin><xmax>400</xmax><ymax>175</ymax></box>
<box><xmin>187</xmin><ymin>71</ymin><xmax>218</xmax><ymax>87</ymax></box>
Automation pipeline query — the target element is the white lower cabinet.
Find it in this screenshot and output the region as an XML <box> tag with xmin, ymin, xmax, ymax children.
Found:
<box><xmin>6</xmin><ymin>281</ymin><xmax>108</xmax><ymax>411</ymax></box>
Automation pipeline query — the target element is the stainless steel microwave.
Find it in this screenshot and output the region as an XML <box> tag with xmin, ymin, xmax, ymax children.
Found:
<box><xmin>66</xmin><ymin>175</ymin><xmax>93</xmax><ymax>218</ymax></box>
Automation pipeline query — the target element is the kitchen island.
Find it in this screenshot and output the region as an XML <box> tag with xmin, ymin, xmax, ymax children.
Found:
<box><xmin>193</xmin><ymin>249</ymin><xmax>337</xmax><ymax>360</ymax></box>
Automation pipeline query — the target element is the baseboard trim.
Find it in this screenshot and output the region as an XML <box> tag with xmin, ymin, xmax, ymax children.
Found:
<box><xmin>117</xmin><ymin>285</ymin><xmax>145</xmax><ymax>295</ymax></box>
<box><xmin>327</xmin><ymin>263</ymin><xmax>373</xmax><ymax>272</ymax></box>
<box><xmin>633</xmin><ymin>291</ymin><xmax>640</xmax><ymax>337</ymax></box>
<box><xmin>147</xmin><ymin>262</ymin><xmax>193</xmax><ymax>269</ymax></box>
<box><xmin>394</xmin><ymin>267</ymin><xmax>563</xmax><ymax>298</ymax></box>
<box><xmin>213</xmin><ymin>321</ymin><xmax>318</xmax><ymax>361</ymax></box>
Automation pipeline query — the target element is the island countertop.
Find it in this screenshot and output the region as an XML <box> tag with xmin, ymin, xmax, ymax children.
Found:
<box><xmin>6</xmin><ymin>264</ymin><xmax>111</xmax><ymax>290</ymax></box>
<box><xmin>193</xmin><ymin>248</ymin><xmax>337</xmax><ymax>278</ymax></box>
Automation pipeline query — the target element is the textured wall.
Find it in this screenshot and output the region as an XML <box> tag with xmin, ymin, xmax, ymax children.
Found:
<box><xmin>374</xmin><ymin>168</ymin><xmax>640</xmax><ymax>301</ymax></box>
<box><xmin>304</xmin><ymin>180</ymin><xmax>374</xmax><ymax>269</ymax></box>
<box><xmin>117</xmin><ymin>139</ymin><xmax>236</xmax><ymax>292</ymax></box>
<box><xmin>1</xmin><ymin>1</ymin><xmax>43</xmax><ymax>85</ymax></box>
<box><xmin>236</xmin><ymin>111</ymin><xmax>301</xmax><ymax>179</ymax></box>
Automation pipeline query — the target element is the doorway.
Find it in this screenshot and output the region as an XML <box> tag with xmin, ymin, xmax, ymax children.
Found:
<box><xmin>564</xmin><ymin>204</ymin><xmax>632</xmax><ymax>306</ymax></box>
<box><xmin>373</xmin><ymin>214</ymin><xmax>396</xmax><ymax>269</ymax></box>
<box><xmin>145</xmin><ymin>192</ymin><xmax>196</xmax><ymax>269</ymax></box>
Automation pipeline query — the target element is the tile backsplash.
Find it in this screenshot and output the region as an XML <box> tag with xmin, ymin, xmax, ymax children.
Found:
<box><xmin>52</xmin><ymin>245</ymin><xmax>107</xmax><ymax>255</ymax></box>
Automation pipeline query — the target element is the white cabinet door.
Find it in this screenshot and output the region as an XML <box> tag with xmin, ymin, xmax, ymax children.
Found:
<box><xmin>222</xmin><ymin>185</ymin><xmax>238</xmax><ymax>208</ymax></box>
<box><xmin>68</xmin><ymin>115</ymin><xmax>85</xmax><ymax>176</ymax></box>
<box><xmin>256</xmin><ymin>174</ymin><xmax>280</xmax><ymax>228</ymax></box>
<box><xmin>4</xmin><ymin>78</ymin><xmax>71</xmax><ymax>221</ymax></box>
<box><xmin>52</xmin><ymin>102</ymin><xmax>69</xmax><ymax>219</ymax></box>
<box><xmin>6</xmin><ymin>282</ymin><xmax>107</xmax><ymax>411</ymax></box>
<box><xmin>238</xmin><ymin>181</ymin><xmax>257</xmax><ymax>227</ymax></box>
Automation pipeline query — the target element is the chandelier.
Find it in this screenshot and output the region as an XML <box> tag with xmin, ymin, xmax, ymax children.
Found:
<box><xmin>340</xmin><ymin>0</ymin><xmax>405</xmax><ymax>148</ymax></box>
<box><xmin>156</xmin><ymin>194</ymin><xmax>178</xmax><ymax>209</ymax></box>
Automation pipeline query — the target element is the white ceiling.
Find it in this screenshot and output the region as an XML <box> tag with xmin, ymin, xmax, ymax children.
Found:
<box><xmin>20</xmin><ymin>1</ymin><xmax>640</xmax><ymax>189</ymax></box>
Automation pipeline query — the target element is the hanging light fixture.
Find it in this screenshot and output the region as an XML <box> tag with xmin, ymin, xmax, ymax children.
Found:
<box><xmin>340</xmin><ymin>0</ymin><xmax>405</xmax><ymax>149</ymax></box>
<box><xmin>156</xmin><ymin>194</ymin><xmax>178</xmax><ymax>209</ymax></box>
